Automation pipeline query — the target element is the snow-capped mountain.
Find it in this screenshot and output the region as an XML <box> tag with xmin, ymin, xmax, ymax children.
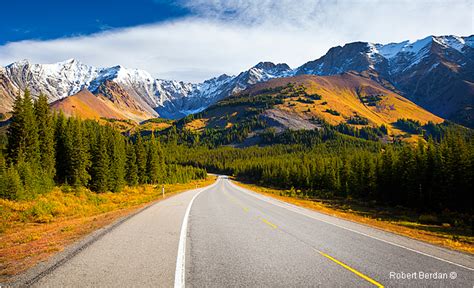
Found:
<box><xmin>296</xmin><ymin>35</ymin><xmax>473</xmax><ymax>76</ymax></box>
<box><xmin>295</xmin><ymin>35</ymin><xmax>474</xmax><ymax>127</ymax></box>
<box><xmin>0</xmin><ymin>35</ymin><xmax>472</xmax><ymax>126</ymax></box>
<box><xmin>0</xmin><ymin>59</ymin><xmax>294</xmax><ymax>119</ymax></box>
<box><xmin>4</xmin><ymin>58</ymin><xmax>100</xmax><ymax>100</ymax></box>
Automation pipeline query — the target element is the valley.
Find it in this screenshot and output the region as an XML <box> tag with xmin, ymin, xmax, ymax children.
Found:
<box><xmin>1</xmin><ymin>33</ymin><xmax>473</xmax><ymax>287</ymax></box>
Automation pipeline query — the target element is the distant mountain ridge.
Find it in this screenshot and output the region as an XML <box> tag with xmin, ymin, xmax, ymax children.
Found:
<box><xmin>0</xmin><ymin>58</ymin><xmax>293</xmax><ymax>120</ymax></box>
<box><xmin>295</xmin><ymin>35</ymin><xmax>474</xmax><ymax>127</ymax></box>
<box><xmin>0</xmin><ymin>34</ymin><xmax>472</xmax><ymax>126</ymax></box>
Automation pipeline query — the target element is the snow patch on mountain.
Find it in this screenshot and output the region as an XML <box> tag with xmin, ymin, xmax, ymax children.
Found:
<box><xmin>370</xmin><ymin>36</ymin><xmax>432</xmax><ymax>67</ymax></box>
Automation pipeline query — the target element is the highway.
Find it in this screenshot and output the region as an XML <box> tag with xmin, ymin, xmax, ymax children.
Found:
<box><xmin>33</xmin><ymin>176</ymin><xmax>473</xmax><ymax>287</ymax></box>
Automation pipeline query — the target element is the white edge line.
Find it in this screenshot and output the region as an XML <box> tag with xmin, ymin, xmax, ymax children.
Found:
<box><xmin>228</xmin><ymin>180</ymin><xmax>474</xmax><ymax>272</ymax></box>
<box><xmin>174</xmin><ymin>180</ymin><xmax>218</xmax><ymax>288</ymax></box>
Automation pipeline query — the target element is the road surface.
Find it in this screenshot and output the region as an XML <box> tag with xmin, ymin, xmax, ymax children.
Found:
<box><xmin>33</xmin><ymin>176</ymin><xmax>473</xmax><ymax>287</ymax></box>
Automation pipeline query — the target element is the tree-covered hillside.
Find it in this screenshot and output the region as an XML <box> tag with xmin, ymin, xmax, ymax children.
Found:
<box><xmin>0</xmin><ymin>91</ymin><xmax>206</xmax><ymax>200</ymax></box>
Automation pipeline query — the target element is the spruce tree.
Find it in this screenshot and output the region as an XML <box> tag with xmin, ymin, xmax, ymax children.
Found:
<box><xmin>6</xmin><ymin>90</ymin><xmax>40</xmax><ymax>165</ymax></box>
<box><xmin>0</xmin><ymin>164</ymin><xmax>23</xmax><ymax>200</ymax></box>
<box><xmin>54</xmin><ymin>112</ymin><xmax>69</xmax><ymax>184</ymax></box>
<box><xmin>125</xmin><ymin>141</ymin><xmax>139</xmax><ymax>186</ymax></box>
<box><xmin>108</xmin><ymin>129</ymin><xmax>126</xmax><ymax>192</ymax></box>
<box><xmin>90</xmin><ymin>130</ymin><xmax>110</xmax><ymax>192</ymax></box>
<box><xmin>135</xmin><ymin>134</ymin><xmax>148</xmax><ymax>184</ymax></box>
<box><xmin>67</xmin><ymin>118</ymin><xmax>90</xmax><ymax>187</ymax></box>
<box><xmin>146</xmin><ymin>133</ymin><xmax>160</xmax><ymax>184</ymax></box>
<box><xmin>34</xmin><ymin>93</ymin><xmax>56</xmax><ymax>178</ymax></box>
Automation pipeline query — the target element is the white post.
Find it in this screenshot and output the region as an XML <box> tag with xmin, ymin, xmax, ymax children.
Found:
<box><xmin>162</xmin><ymin>185</ymin><xmax>165</xmax><ymax>198</ymax></box>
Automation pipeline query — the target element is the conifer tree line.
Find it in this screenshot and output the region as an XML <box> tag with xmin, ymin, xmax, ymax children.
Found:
<box><xmin>177</xmin><ymin>133</ymin><xmax>473</xmax><ymax>213</ymax></box>
<box><xmin>0</xmin><ymin>91</ymin><xmax>206</xmax><ymax>200</ymax></box>
<box><xmin>1</xmin><ymin>90</ymin><xmax>472</xmax><ymax>216</ymax></box>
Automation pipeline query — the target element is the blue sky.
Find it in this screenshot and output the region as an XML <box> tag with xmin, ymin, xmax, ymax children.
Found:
<box><xmin>1</xmin><ymin>0</ymin><xmax>472</xmax><ymax>82</ymax></box>
<box><xmin>1</xmin><ymin>0</ymin><xmax>188</xmax><ymax>44</ymax></box>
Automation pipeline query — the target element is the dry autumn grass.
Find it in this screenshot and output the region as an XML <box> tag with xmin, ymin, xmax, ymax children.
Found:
<box><xmin>233</xmin><ymin>180</ymin><xmax>473</xmax><ymax>255</ymax></box>
<box><xmin>0</xmin><ymin>176</ymin><xmax>216</xmax><ymax>282</ymax></box>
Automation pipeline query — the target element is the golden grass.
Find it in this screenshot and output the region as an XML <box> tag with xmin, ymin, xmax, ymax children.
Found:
<box><xmin>138</xmin><ymin>122</ymin><xmax>172</xmax><ymax>132</ymax></box>
<box><xmin>280</xmin><ymin>84</ymin><xmax>442</xmax><ymax>131</ymax></box>
<box><xmin>0</xmin><ymin>176</ymin><xmax>216</xmax><ymax>281</ymax></box>
<box><xmin>184</xmin><ymin>118</ymin><xmax>208</xmax><ymax>131</ymax></box>
<box><xmin>233</xmin><ymin>181</ymin><xmax>473</xmax><ymax>255</ymax></box>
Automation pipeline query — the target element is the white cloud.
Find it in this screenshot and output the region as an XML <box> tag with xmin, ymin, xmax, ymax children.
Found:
<box><xmin>0</xmin><ymin>0</ymin><xmax>471</xmax><ymax>82</ymax></box>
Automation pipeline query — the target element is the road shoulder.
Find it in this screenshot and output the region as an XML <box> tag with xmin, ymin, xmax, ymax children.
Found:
<box><xmin>3</xmin><ymin>177</ymin><xmax>216</xmax><ymax>287</ymax></box>
<box><xmin>231</xmin><ymin>180</ymin><xmax>474</xmax><ymax>268</ymax></box>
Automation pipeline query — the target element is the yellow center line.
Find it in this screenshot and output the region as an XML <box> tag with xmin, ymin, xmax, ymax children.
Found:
<box><xmin>224</xmin><ymin>190</ymin><xmax>249</xmax><ymax>213</ymax></box>
<box><xmin>225</xmin><ymin>186</ymin><xmax>382</xmax><ymax>287</ymax></box>
<box><xmin>316</xmin><ymin>249</ymin><xmax>384</xmax><ymax>287</ymax></box>
<box><xmin>224</xmin><ymin>189</ymin><xmax>277</xmax><ymax>228</ymax></box>
<box><xmin>259</xmin><ymin>217</ymin><xmax>278</xmax><ymax>229</ymax></box>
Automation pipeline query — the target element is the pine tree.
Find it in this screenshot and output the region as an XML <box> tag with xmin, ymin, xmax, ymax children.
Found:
<box><xmin>34</xmin><ymin>93</ymin><xmax>56</xmax><ymax>178</ymax></box>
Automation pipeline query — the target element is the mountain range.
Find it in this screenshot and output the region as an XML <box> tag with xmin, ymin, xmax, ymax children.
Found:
<box><xmin>0</xmin><ymin>35</ymin><xmax>472</xmax><ymax>126</ymax></box>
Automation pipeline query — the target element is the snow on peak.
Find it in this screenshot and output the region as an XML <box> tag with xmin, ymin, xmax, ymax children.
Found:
<box><xmin>113</xmin><ymin>66</ymin><xmax>155</xmax><ymax>83</ymax></box>
<box><xmin>9</xmin><ymin>59</ymin><xmax>31</xmax><ymax>67</ymax></box>
<box><xmin>373</xmin><ymin>37</ymin><xmax>432</xmax><ymax>60</ymax></box>
<box><xmin>373</xmin><ymin>41</ymin><xmax>409</xmax><ymax>59</ymax></box>
<box><xmin>434</xmin><ymin>35</ymin><xmax>466</xmax><ymax>52</ymax></box>
<box><xmin>248</xmin><ymin>61</ymin><xmax>294</xmax><ymax>82</ymax></box>
<box><xmin>370</xmin><ymin>35</ymin><xmax>470</xmax><ymax>61</ymax></box>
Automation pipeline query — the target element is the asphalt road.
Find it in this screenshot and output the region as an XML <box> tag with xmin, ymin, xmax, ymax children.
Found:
<box><xmin>32</xmin><ymin>183</ymin><xmax>216</xmax><ymax>288</ymax></box>
<box><xmin>33</xmin><ymin>176</ymin><xmax>473</xmax><ymax>287</ymax></box>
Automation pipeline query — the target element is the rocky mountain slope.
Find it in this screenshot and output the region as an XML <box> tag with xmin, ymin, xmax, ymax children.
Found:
<box><xmin>0</xmin><ymin>35</ymin><xmax>472</xmax><ymax>126</ymax></box>
<box><xmin>50</xmin><ymin>84</ymin><xmax>156</xmax><ymax>122</ymax></box>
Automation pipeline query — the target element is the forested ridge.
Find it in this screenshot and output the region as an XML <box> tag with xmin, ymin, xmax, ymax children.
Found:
<box><xmin>0</xmin><ymin>91</ymin><xmax>206</xmax><ymax>200</ymax></box>
<box><xmin>1</xmin><ymin>90</ymin><xmax>473</xmax><ymax>220</ymax></box>
<box><xmin>173</xmin><ymin>129</ymin><xmax>473</xmax><ymax>214</ymax></box>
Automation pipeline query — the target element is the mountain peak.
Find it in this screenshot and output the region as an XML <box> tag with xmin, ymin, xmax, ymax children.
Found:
<box><xmin>6</xmin><ymin>59</ymin><xmax>31</xmax><ymax>68</ymax></box>
<box><xmin>253</xmin><ymin>61</ymin><xmax>291</xmax><ymax>71</ymax></box>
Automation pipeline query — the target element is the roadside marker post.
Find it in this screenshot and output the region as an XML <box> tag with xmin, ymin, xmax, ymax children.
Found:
<box><xmin>162</xmin><ymin>185</ymin><xmax>165</xmax><ymax>198</ymax></box>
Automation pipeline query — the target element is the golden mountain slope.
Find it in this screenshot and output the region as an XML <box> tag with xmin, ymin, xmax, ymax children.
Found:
<box><xmin>185</xmin><ymin>73</ymin><xmax>443</xmax><ymax>137</ymax></box>
<box><xmin>50</xmin><ymin>82</ymin><xmax>156</xmax><ymax>123</ymax></box>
